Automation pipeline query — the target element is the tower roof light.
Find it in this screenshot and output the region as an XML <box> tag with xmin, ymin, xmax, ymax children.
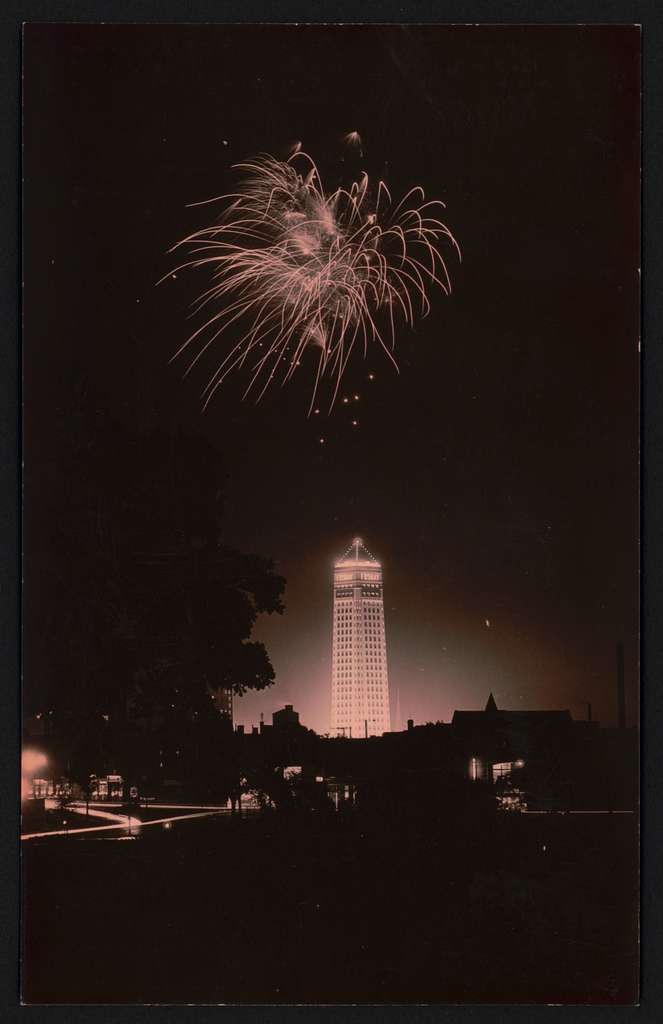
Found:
<box><xmin>339</xmin><ymin>537</ymin><xmax>379</xmax><ymax>563</ymax></box>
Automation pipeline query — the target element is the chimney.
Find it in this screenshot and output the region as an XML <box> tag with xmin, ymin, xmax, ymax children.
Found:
<box><xmin>407</xmin><ymin>718</ymin><xmax>414</xmax><ymax>731</ymax></box>
<box><xmin>616</xmin><ymin>642</ymin><xmax>626</xmax><ymax>729</ymax></box>
<box><xmin>252</xmin><ymin>726</ymin><xmax>259</xmax><ymax>736</ymax></box>
<box><xmin>236</xmin><ymin>724</ymin><xmax>244</xmax><ymax>735</ymax></box>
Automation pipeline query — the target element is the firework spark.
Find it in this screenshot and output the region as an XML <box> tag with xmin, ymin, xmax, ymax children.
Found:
<box><xmin>166</xmin><ymin>146</ymin><xmax>460</xmax><ymax>413</ymax></box>
<box><xmin>342</xmin><ymin>130</ymin><xmax>364</xmax><ymax>156</ymax></box>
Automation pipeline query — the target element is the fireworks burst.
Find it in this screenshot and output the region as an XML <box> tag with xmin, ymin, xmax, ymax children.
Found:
<box><xmin>166</xmin><ymin>145</ymin><xmax>460</xmax><ymax>413</ymax></box>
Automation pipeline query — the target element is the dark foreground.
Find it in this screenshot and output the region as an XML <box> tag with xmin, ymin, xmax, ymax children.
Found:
<box><xmin>22</xmin><ymin>811</ymin><xmax>638</xmax><ymax>1004</ymax></box>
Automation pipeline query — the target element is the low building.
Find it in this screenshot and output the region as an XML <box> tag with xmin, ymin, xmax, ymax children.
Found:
<box><xmin>272</xmin><ymin>704</ymin><xmax>300</xmax><ymax>730</ymax></box>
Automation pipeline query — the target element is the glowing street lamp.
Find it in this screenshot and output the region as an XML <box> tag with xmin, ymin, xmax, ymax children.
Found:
<box><xmin>22</xmin><ymin>750</ymin><xmax>47</xmax><ymax>775</ymax></box>
<box><xmin>21</xmin><ymin>750</ymin><xmax>48</xmax><ymax>800</ymax></box>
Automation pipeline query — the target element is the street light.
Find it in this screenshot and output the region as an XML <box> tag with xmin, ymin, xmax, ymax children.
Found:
<box><xmin>22</xmin><ymin>750</ymin><xmax>47</xmax><ymax>774</ymax></box>
<box><xmin>21</xmin><ymin>750</ymin><xmax>48</xmax><ymax>801</ymax></box>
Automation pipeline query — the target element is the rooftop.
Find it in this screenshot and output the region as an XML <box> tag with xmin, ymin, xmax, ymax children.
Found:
<box><xmin>335</xmin><ymin>536</ymin><xmax>380</xmax><ymax>567</ymax></box>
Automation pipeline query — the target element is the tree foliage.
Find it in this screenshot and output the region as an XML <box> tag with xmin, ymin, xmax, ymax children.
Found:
<box><xmin>24</xmin><ymin>385</ymin><xmax>285</xmax><ymax>781</ymax></box>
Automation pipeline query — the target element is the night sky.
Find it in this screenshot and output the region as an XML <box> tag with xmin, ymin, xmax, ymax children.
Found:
<box><xmin>23</xmin><ymin>25</ymin><xmax>640</xmax><ymax>735</ymax></box>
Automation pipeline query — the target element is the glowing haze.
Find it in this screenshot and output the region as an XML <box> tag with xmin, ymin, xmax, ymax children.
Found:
<box><xmin>167</xmin><ymin>144</ymin><xmax>460</xmax><ymax>412</ymax></box>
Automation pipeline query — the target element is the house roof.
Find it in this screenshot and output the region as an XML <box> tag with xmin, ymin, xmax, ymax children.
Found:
<box><xmin>451</xmin><ymin>708</ymin><xmax>573</xmax><ymax>727</ymax></box>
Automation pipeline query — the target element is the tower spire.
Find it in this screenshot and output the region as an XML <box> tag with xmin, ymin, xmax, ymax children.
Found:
<box><xmin>341</xmin><ymin>537</ymin><xmax>377</xmax><ymax>562</ymax></box>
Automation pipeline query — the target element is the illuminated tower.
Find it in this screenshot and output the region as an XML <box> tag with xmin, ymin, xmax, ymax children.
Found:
<box><xmin>331</xmin><ymin>537</ymin><xmax>391</xmax><ymax>738</ymax></box>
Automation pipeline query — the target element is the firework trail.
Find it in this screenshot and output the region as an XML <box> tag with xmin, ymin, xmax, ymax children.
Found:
<box><xmin>166</xmin><ymin>142</ymin><xmax>460</xmax><ymax>413</ymax></box>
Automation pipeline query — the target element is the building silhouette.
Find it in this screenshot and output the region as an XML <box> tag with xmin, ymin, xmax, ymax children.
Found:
<box><xmin>211</xmin><ymin>687</ymin><xmax>233</xmax><ymax>724</ymax></box>
<box><xmin>331</xmin><ymin>537</ymin><xmax>391</xmax><ymax>738</ymax></box>
<box><xmin>272</xmin><ymin>704</ymin><xmax>300</xmax><ymax>730</ymax></box>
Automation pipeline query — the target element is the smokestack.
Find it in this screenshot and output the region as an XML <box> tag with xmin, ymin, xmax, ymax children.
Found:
<box><xmin>616</xmin><ymin>642</ymin><xmax>626</xmax><ymax>729</ymax></box>
<box><xmin>407</xmin><ymin>718</ymin><xmax>414</xmax><ymax>731</ymax></box>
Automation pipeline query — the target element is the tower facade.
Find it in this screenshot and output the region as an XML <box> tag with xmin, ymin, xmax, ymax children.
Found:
<box><xmin>331</xmin><ymin>537</ymin><xmax>391</xmax><ymax>737</ymax></box>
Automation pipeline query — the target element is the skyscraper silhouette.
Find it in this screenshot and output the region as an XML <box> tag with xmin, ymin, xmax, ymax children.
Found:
<box><xmin>331</xmin><ymin>538</ymin><xmax>391</xmax><ymax>737</ymax></box>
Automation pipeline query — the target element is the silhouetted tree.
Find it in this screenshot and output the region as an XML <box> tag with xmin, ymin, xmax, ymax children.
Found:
<box><xmin>25</xmin><ymin>382</ymin><xmax>285</xmax><ymax>788</ymax></box>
